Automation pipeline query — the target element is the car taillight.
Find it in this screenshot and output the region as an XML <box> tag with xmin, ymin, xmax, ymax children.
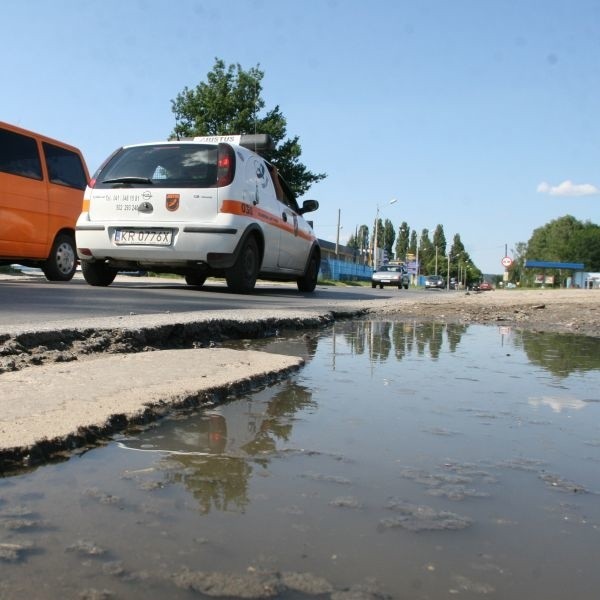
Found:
<box><xmin>216</xmin><ymin>143</ymin><xmax>235</xmax><ymax>187</ymax></box>
<box><xmin>88</xmin><ymin>177</ymin><xmax>97</xmax><ymax>188</ymax></box>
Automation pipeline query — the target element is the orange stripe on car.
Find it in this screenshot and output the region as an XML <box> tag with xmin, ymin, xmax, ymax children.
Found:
<box><xmin>220</xmin><ymin>199</ymin><xmax>315</xmax><ymax>242</ymax></box>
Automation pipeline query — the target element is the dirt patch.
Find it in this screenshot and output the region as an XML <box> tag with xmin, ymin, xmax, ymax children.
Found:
<box><xmin>371</xmin><ymin>289</ymin><xmax>600</xmax><ymax>337</ymax></box>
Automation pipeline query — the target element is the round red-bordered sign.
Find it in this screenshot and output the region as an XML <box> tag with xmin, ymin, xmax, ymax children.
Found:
<box><xmin>501</xmin><ymin>256</ymin><xmax>513</xmax><ymax>268</ymax></box>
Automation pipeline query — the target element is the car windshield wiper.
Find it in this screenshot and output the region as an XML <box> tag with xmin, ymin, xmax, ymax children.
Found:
<box><xmin>102</xmin><ymin>176</ymin><xmax>154</xmax><ymax>185</ymax></box>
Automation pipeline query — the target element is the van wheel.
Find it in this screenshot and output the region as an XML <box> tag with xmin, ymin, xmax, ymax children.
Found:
<box><xmin>226</xmin><ymin>236</ymin><xmax>259</xmax><ymax>294</ymax></box>
<box><xmin>42</xmin><ymin>233</ymin><xmax>77</xmax><ymax>281</ymax></box>
<box><xmin>297</xmin><ymin>252</ymin><xmax>319</xmax><ymax>292</ymax></box>
<box><xmin>81</xmin><ymin>261</ymin><xmax>118</xmax><ymax>287</ymax></box>
<box><xmin>185</xmin><ymin>273</ymin><xmax>207</xmax><ymax>287</ymax></box>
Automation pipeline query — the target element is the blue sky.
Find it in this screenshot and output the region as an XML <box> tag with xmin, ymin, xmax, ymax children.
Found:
<box><xmin>4</xmin><ymin>0</ymin><xmax>599</xmax><ymax>274</ymax></box>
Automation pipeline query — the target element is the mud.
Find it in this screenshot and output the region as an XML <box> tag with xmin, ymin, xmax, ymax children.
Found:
<box><xmin>372</xmin><ymin>288</ymin><xmax>600</xmax><ymax>336</ymax></box>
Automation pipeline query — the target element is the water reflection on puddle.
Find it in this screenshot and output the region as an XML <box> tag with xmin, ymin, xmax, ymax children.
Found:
<box><xmin>2</xmin><ymin>321</ymin><xmax>600</xmax><ymax>599</ymax></box>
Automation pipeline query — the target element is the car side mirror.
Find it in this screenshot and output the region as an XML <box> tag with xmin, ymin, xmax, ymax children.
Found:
<box><xmin>299</xmin><ymin>199</ymin><xmax>319</xmax><ymax>215</ymax></box>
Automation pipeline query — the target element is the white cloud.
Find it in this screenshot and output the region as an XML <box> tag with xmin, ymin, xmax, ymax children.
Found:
<box><xmin>537</xmin><ymin>180</ymin><xmax>600</xmax><ymax>196</ymax></box>
<box><xmin>529</xmin><ymin>395</ymin><xmax>587</xmax><ymax>413</ymax></box>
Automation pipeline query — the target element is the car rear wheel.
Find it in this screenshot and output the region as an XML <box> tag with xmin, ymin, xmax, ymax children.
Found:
<box><xmin>297</xmin><ymin>251</ymin><xmax>319</xmax><ymax>292</ymax></box>
<box><xmin>81</xmin><ymin>260</ymin><xmax>118</xmax><ymax>287</ymax></box>
<box><xmin>226</xmin><ymin>236</ymin><xmax>259</xmax><ymax>294</ymax></box>
<box><xmin>371</xmin><ymin>282</ymin><xmax>376</xmax><ymax>288</ymax></box>
<box><xmin>42</xmin><ymin>233</ymin><xmax>77</xmax><ymax>281</ymax></box>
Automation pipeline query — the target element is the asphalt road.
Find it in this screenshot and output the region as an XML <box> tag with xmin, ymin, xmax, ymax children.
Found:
<box><xmin>0</xmin><ymin>271</ymin><xmax>410</xmax><ymax>327</ymax></box>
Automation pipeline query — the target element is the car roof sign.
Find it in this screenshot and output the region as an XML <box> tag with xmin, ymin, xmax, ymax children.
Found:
<box><xmin>192</xmin><ymin>134</ymin><xmax>274</xmax><ymax>154</ymax></box>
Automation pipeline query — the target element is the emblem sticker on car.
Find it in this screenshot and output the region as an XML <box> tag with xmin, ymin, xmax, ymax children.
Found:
<box><xmin>166</xmin><ymin>194</ymin><xmax>180</xmax><ymax>211</ymax></box>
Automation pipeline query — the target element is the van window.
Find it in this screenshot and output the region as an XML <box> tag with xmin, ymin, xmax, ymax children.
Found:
<box><xmin>94</xmin><ymin>144</ymin><xmax>219</xmax><ymax>188</ymax></box>
<box><xmin>0</xmin><ymin>128</ymin><xmax>43</xmax><ymax>180</ymax></box>
<box><xmin>43</xmin><ymin>142</ymin><xmax>88</xmax><ymax>190</ymax></box>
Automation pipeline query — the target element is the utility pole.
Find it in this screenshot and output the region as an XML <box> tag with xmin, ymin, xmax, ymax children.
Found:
<box><xmin>335</xmin><ymin>209</ymin><xmax>341</xmax><ymax>255</ymax></box>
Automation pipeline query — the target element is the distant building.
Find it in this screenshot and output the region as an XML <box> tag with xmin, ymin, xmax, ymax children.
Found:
<box><xmin>318</xmin><ymin>238</ymin><xmax>371</xmax><ymax>281</ymax></box>
<box><xmin>573</xmin><ymin>271</ymin><xmax>600</xmax><ymax>289</ymax></box>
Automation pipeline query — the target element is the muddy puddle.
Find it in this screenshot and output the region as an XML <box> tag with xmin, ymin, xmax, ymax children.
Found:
<box><xmin>1</xmin><ymin>321</ymin><xmax>600</xmax><ymax>599</ymax></box>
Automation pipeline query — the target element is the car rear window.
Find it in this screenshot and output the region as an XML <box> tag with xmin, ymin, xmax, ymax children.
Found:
<box><xmin>94</xmin><ymin>144</ymin><xmax>220</xmax><ymax>189</ymax></box>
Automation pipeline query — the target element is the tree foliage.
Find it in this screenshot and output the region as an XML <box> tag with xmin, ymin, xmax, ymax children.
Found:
<box><xmin>171</xmin><ymin>58</ymin><xmax>326</xmax><ymax>197</ymax></box>
<box><xmin>526</xmin><ymin>215</ymin><xmax>600</xmax><ymax>270</ymax></box>
<box><xmin>382</xmin><ymin>219</ymin><xmax>395</xmax><ymax>258</ymax></box>
<box><xmin>395</xmin><ymin>221</ymin><xmax>410</xmax><ymax>260</ymax></box>
<box><xmin>408</xmin><ymin>230</ymin><xmax>418</xmax><ymax>256</ymax></box>
<box><xmin>347</xmin><ymin>224</ymin><xmax>369</xmax><ymax>257</ymax></box>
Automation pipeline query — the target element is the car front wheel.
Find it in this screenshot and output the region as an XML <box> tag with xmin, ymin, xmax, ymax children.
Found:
<box><xmin>42</xmin><ymin>233</ymin><xmax>77</xmax><ymax>281</ymax></box>
<box><xmin>81</xmin><ymin>261</ymin><xmax>118</xmax><ymax>287</ymax></box>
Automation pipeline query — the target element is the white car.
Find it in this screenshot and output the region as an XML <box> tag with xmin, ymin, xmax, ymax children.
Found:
<box><xmin>75</xmin><ymin>135</ymin><xmax>320</xmax><ymax>293</ymax></box>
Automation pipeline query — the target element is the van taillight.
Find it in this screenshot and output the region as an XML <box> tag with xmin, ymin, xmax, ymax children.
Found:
<box><xmin>88</xmin><ymin>177</ymin><xmax>97</xmax><ymax>188</ymax></box>
<box><xmin>216</xmin><ymin>144</ymin><xmax>235</xmax><ymax>187</ymax></box>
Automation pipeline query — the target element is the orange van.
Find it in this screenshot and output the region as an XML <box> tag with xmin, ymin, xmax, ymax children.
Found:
<box><xmin>0</xmin><ymin>121</ymin><xmax>89</xmax><ymax>280</ymax></box>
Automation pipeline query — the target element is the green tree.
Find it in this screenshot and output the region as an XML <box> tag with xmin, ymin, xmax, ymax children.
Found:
<box><xmin>382</xmin><ymin>219</ymin><xmax>396</xmax><ymax>259</ymax></box>
<box><xmin>418</xmin><ymin>228</ymin><xmax>434</xmax><ymax>274</ymax></box>
<box><xmin>571</xmin><ymin>222</ymin><xmax>600</xmax><ymax>270</ymax></box>
<box><xmin>526</xmin><ymin>215</ymin><xmax>600</xmax><ymax>285</ymax></box>
<box><xmin>448</xmin><ymin>233</ymin><xmax>477</xmax><ymax>286</ymax></box>
<box><xmin>347</xmin><ymin>224</ymin><xmax>370</xmax><ymax>262</ymax></box>
<box><xmin>430</xmin><ymin>224</ymin><xmax>447</xmax><ymax>275</ymax></box>
<box><xmin>408</xmin><ymin>230</ymin><xmax>418</xmax><ymax>256</ymax></box>
<box><xmin>527</xmin><ymin>215</ymin><xmax>580</xmax><ymax>261</ymax></box>
<box><xmin>395</xmin><ymin>221</ymin><xmax>410</xmax><ymax>261</ymax></box>
<box><xmin>171</xmin><ymin>58</ymin><xmax>326</xmax><ymax>197</ymax></box>
<box><xmin>509</xmin><ymin>241</ymin><xmax>528</xmax><ymax>285</ymax></box>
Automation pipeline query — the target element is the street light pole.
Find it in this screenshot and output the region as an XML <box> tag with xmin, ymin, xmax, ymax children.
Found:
<box><xmin>372</xmin><ymin>206</ymin><xmax>379</xmax><ymax>268</ymax></box>
<box><xmin>335</xmin><ymin>208</ymin><xmax>341</xmax><ymax>256</ymax></box>
<box><xmin>372</xmin><ymin>198</ymin><xmax>397</xmax><ymax>268</ymax></box>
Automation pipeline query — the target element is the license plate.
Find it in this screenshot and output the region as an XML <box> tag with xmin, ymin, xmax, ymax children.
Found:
<box><xmin>114</xmin><ymin>229</ymin><xmax>173</xmax><ymax>246</ymax></box>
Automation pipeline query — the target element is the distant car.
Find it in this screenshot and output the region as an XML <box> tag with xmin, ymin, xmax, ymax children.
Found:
<box><xmin>478</xmin><ymin>281</ymin><xmax>493</xmax><ymax>291</ymax></box>
<box><xmin>371</xmin><ymin>264</ymin><xmax>409</xmax><ymax>289</ymax></box>
<box><xmin>425</xmin><ymin>275</ymin><xmax>445</xmax><ymax>289</ymax></box>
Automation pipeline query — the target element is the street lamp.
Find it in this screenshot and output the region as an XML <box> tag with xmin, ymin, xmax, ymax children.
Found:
<box><xmin>414</xmin><ymin>227</ymin><xmax>432</xmax><ymax>286</ymax></box>
<box><xmin>372</xmin><ymin>198</ymin><xmax>397</xmax><ymax>268</ymax></box>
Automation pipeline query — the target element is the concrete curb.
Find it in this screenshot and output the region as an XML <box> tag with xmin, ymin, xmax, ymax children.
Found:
<box><xmin>0</xmin><ymin>347</ymin><xmax>303</xmax><ymax>472</ymax></box>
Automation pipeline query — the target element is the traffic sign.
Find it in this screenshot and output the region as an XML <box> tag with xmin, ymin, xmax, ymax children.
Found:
<box><xmin>501</xmin><ymin>256</ymin><xmax>513</xmax><ymax>268</ymax></box>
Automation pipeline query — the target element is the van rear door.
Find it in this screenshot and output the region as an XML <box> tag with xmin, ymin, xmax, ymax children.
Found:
<box><xmin>0</xmin><ymin>127</ymin><xmax>48</xmax><ymax>258</ymax></box>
